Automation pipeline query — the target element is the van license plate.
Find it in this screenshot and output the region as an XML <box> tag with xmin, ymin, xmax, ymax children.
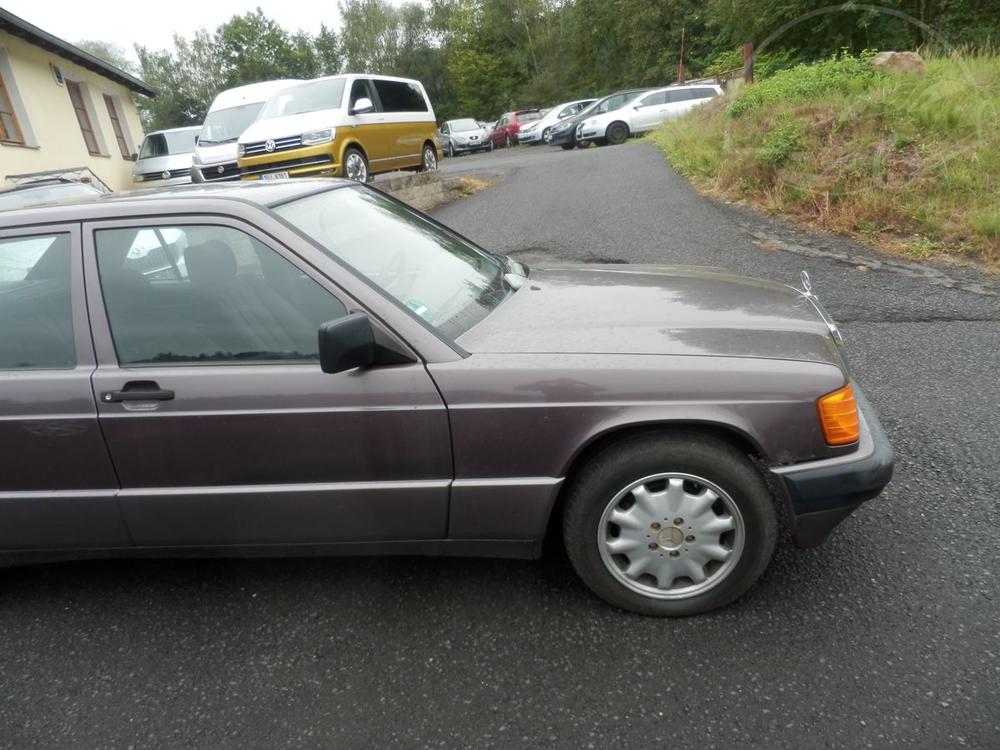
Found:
<box><xmin>260</xmin><ymin>171</ymin><xmax>290</xmax><ymax>181</ymax></box>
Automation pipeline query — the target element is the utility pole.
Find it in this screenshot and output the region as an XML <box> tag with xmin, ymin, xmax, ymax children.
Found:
<box><xmin>744</xmin><ymin>42</ymin><xmax>754</xmax><ymax>84</ymax></box>
<box><xmin>677</xmin><ymin>25</ymin><xmax>686</xmax><ymax>84</ymax></box>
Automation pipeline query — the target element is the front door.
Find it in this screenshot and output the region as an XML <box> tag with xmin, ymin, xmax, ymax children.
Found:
<box><xmin>83</xmin><ymin>217</ymin><xmax>452</xmax><ymax>548</ymax></box>
<box><xmin>630</xmin><ymin>91</ymin><xmax>670</xmax><ymax>133</ymax></box>
<box><xmin>346</xmin><ymin>77</ymin><xmax>389</xmax><ymax>168</ymax></box>
<box><xmin>0</xmin><ymin>226</ymin><xmax>128</xmax><ymax>549</ymax></box>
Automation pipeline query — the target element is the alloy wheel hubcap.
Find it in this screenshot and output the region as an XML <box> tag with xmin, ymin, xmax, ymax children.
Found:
<box><xmin>425</xmin><ymin>148</ymin><xmax>437</xmax><ymax>170</ymax></box>
<box><xmin>346</xmin><ymin>153</ymin><xmax>366</xmax><ymax>182</ymax></box>
<box><xmin>598</xmin><ymin>473</ymin><xmax>744</xmax><ymax>600</ymax></box>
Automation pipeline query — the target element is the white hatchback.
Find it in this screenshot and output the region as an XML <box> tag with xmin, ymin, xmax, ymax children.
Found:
<box><xmin>576</xmin><ymin>84</ymin><xmax>723</xmax><ymax>146</ymax></box>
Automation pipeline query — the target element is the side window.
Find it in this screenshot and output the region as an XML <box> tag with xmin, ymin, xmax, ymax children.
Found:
<box><xmin>373</xmin><ymin>80</ymin><xmax>428</xmax><ymax>113</ymax></box>
<box><xmin>349</xmin><ymin>79</ymin><xmax>375</xmax><ymax>111</ymax></box>
<box><xmin>691</xmin><ymin>87</ymin><xmax>718</xmax><ymax>100</ymax></box>
<box><xmin>0</xmin><ymin>233</ymin><xmax>75</xmax><ymax>370</ymax></box>
<box><xmin>95</xmin><ymin>224</ymin><xmax>348</xmax><ymax>366</ymax></box>
<box><xmin>638</xmin><ymin>92</ymin><xmax>667</xmax><ymax>107</ymax></box>
<box><xmin>665</xmin><ymin>90</ymin><xmax>692</xmax><ymax>104</ymax></box>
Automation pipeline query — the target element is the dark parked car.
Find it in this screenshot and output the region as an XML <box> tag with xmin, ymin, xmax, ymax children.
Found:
<box><xmin>0</xmin><ymin>181</ymin><xmax>892</xmax><ymax>616</ymax></box>
<box><xmin>548</xmin><ymin>88</ymin><xmax>651</xmax><ymax>150</ymax></box>
<box><xmin>489</xmin><ymin>109</ymin><xmax>542</xmax><ymax>147</ymax></box>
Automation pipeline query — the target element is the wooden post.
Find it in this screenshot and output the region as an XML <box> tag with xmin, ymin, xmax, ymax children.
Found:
<box><xmin>743</xmin><ymin>42</ymin><xmax>754</xmax><ymax>84</ymax></box>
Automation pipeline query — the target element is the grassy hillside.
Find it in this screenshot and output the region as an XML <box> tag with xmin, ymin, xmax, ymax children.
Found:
<box><xmin>649</xmin><ymin>51</ymin><xmax>1000</xmax><ymax>268</ymax></box>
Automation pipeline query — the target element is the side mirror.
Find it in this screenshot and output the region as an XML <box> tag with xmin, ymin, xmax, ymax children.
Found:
<box><xmin>194</xmin><ymin>135</ymin><xmax>200</xmax><ymax>145</ymax></box>
<box><xmin>319</xmin><ymin>313</ymin><xmax>375</xmax><ymax>374</ymax></box>
<box><xmin>351</xmin><ymin>97</ymin><xmax>375</xmax><ymax>115</ymax></box>
<box><xmin>129</xmin><ymin>153</ymin><xmax>139</xmax><ymax>161</ymax></box>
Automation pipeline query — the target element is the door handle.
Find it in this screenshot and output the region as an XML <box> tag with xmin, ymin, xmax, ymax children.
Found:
<box><xmin>101</xmin><ymin>381</ymin><xmax>175</xmax><ymax>403</ymax></box>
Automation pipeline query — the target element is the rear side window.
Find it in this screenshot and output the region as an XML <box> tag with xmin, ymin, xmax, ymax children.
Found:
<box><xmin>95</xmin><ymin>224</ymin><xmax>347</xmax><ymax>366</ymax></box>
<box><xmin>0</xmin><ymin>233</ymin><xmax>75</xmax><ymax>370</ymax></box>
<box><xmin>374</xmin><ymin>80</ymin><xmax>428</xmax><ymax>113</ymax></box>
<box><xmin>690</xmin><ymin>87</ymin><xmax>719</xmax><ymax>100</ymax></box>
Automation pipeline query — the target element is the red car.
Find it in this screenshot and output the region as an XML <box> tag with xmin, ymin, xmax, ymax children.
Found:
<box><xmin>489</xmin><ymin>109</ymin><xmax>542</xmax><ymax>147</ymax></box>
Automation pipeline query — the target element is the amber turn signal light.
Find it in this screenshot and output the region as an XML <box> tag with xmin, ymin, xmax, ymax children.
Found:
<box><xmin>817</xmin><ymin>384</ymin><xmax>860</xmax><ymax>446</ymax></box>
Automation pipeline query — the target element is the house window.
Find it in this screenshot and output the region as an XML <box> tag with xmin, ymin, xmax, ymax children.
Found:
<box><xmin>0</xmin><ymin>68</ymin><xmax>24</xmax><ymax>145</ymax></box>
<box><xmin>103</xmin><ymin>94</ymin><xmax>130</xmax><ymax>158</ymax></box>
<box><xmin>66</xmin><ymin>80</ymin><xmax>100</xmax><ymax>155</ymax></box>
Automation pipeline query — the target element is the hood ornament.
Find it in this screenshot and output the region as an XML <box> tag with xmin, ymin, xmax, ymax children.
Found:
<box><xmin>800</xmin><ymin>269</ymin><xmax>813</xmax><ymax>296</ymax></box>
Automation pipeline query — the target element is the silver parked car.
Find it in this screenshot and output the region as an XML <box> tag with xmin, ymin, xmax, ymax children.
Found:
<box><xmin>133</xmin><ymin>126</ymin><xmax>201</xmax><ymax>187</ymax></box>
<box><xmin>439</xmin><ymin>118</ymin><xmax>493</xmax><ymax>156</ymax></box>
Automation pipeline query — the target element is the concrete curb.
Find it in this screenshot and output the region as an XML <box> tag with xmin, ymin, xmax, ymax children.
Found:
<box><xmin>374</xmin><ymin>171</ymin><xmax>467</xmax><ymax>212</ymax></box>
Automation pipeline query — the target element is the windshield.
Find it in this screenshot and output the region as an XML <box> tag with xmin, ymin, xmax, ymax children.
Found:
<box><xmin>274</xmin><ymin>186</ymin><xmax>511</xmax><ymax>339</ymax></box>
<box><xmin>591</xmin><ymin>92</ymin><xmax>643</xmax><ymax>115</ymax></box>
<box><xmin>139</xmin><ymin>131</ymin><xmax>198</xmax><ymax>159</ymax></box>
<box><xmin>0</xmin><ymin>183</ymin><xmax>98</xmax><ymax>211</ymax></box>
<box><xmin>261</xmin><ymin>79</ymin><xmax>346</xmax><ymax>119</ymax></box>
<box><xmin>449</xmin><ymin>119</ymin><xmax>480</xmax><ymax>132</ymax></box>
<box><xmin>199</xmin><ymin>103</ymin><xmax>265</xmax><ymax>144</ymax></box>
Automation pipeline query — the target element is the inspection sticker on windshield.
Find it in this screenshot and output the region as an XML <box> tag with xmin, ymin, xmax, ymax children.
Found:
<box><xmin>405</xmin><ymin>299</ymin><xmax>429</xmax><ymax>317</ymax></box>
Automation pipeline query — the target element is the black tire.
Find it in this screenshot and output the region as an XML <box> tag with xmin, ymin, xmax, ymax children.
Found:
<box><xmin>562</xmin><ymin>431</ymin><xmax>778</xmax><ymax>617</ymax></box>
<box><xmin>448</xmin><ymin>142</ymin><xmax>455</xmax><ymax>158</ymax></box>
<box><xmin>606</xmin><ymin>121</ymin><xmax>629</xmax><ymax>145</ymax></box>
<box><xmin>505</xmin><ymin>134</ymin><xmax>513</xmax><ymax>148</ymax></box>
<box><xmin>560</xmin><ymin>143</ymin><xmax>574</xmax><ymax>151</ymax></box>
<box><xmin>488</xmin><ymin>139</ymin><xmax>494</xmax><ymax>152</ymax></box>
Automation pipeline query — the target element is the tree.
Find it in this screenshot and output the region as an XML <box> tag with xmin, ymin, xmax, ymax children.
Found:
<box><xmin>75</xmin><ymin>40</ymin><xmax>136</xmax><ymax>74</ymax></box>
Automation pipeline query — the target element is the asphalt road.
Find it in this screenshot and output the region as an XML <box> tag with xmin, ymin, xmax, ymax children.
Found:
<box><xmin>3</xmin><ymin>144</ymin><xmax>998</xmax><ymax>749</ymax></box>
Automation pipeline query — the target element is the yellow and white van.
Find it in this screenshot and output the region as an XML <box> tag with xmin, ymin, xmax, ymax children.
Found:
<box><xmin>236</xmin><ymin>74</ymin><xmax>441</xmax><ymax>183</ymax></box>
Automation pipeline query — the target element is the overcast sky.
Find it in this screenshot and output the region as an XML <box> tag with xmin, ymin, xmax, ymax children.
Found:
<box><xmin>4</xmin><ymin>0</ymin><xmax>424</xmax><ymax>60</ymax></box>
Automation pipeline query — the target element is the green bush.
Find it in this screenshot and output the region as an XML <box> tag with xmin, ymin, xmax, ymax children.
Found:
<box><xmin>728</xmin><ymin>51</ymin><xmax>883</xmax><ymax>117</ymax></box>
<box><xmin>757</xmin><ymin>122</ymin><xmax>802</xmax><ymax>165</ymax></box>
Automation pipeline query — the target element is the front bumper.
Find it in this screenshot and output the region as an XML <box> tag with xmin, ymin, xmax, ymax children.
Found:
<box><xmin>518</xmin><ymin>128</ymin><xmax>542</xmax><ymax>143</ymax></box>
<box><xmin>191</xmin><ymin>162</ymin><xmax>240</xmax><ymax>183</ymax></box>
<box><xmin>548</xmin><ymin>128</ymin><xmax>574</xmax><ymax>146</ymax></box>
<box><xmin>770</xmin><ymin>384</ymin><xmax>894</xmax><ymax>547</ymax></box>
<box><xmin>448</xmin><ymin>139</ymin><xmax>489</xmax><ymax>153</ymax></box>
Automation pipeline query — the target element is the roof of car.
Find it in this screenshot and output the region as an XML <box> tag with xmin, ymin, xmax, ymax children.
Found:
<box><xmin>0</xmin><ymin>180</ymin><xmax>356</xmax><ymax>225</ymax></box>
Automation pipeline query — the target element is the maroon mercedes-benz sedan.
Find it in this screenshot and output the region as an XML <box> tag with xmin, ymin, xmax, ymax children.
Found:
<box><xmin>0</xmin><ymin>180</ymin><xmax>892</xmax><ymax>616</ymax></box>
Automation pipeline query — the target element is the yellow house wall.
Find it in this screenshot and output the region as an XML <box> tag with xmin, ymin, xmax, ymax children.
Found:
<box><xmin>0</xmin><ymin>29</ymin><xmax>146</xmax><ymax>191</ymax></box>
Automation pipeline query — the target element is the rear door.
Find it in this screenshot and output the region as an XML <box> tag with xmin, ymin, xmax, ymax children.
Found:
<box><xmin>82</xmin><ymin>215</ymin><xmax>452</xmax><ymax>548</ymax></box>
<box><xmin>0</xmin><ymin>224</ymin><xmax>128</xmax><ymax>550</ymax></box>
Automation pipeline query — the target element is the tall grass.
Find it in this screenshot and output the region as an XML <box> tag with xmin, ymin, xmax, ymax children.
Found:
<box><xmin>650</xmin><ymin>51</ymin><xmax>1000</xmax><ymax>267</ymax></box>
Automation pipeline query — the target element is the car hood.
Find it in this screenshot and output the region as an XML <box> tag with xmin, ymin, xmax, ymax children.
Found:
<box><xmin>133</xmin><ymin>153</ymin><xmax>193</xmax><ymax>174</ymax></box>
<box><xmin>194</xmin><ymin>142</ymin><xmax>238</xmax><ymax>165</ymax></box>
<box><xmin>457</xmin><ymin>265</ymin><xmax>843</xmax><ymax>366</ymax></box>
<box><xmin>239</xmin><ymin>109</ymin><xmax>341</xmax><ymax>143</ymax></box>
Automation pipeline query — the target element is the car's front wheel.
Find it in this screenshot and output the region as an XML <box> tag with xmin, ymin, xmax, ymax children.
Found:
<box><xmin>606</xmin><ymin>121</ymin><xmax>629</xmax><ymax>145</ymax></box>
<box><xmin>343</xmin><ymin>147</ymin><xmax>369</xmax><ymax>183</ymax></box>
<box><xmin>562</xmin><ymin>432</ymin><xmax>777</xmax><ymax>617</ymax></box>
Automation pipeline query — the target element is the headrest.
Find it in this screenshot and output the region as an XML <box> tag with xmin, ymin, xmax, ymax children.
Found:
<box><xmin>185</xmin><ymin>241</ymin><xmax>237</xmax><ymax>285</ymax></box>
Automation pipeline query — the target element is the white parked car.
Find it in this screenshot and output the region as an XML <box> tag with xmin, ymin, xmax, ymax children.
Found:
<box><xmin>192</xmin><ymin>79</ymin><xmax>301</xmax><ymax>183</ymax></box>
<box><xmin>576</xmin><ymin>84</ymin><xmax>723</xmax><ymax>146</ymax></box>
<box><xmin>518</xmin><ymin>98</ymin><xmax>596</xmax><ymax>144</ymax></box>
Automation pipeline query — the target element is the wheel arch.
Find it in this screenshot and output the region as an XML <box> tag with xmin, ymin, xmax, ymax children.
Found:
<box><xmin>339</xmin><ymin>139</ymin><xmax>369</xmax><ymax>165</ymax></box>
<box><xmin>542</xmin><ymin>420</ymin><xmax>768</xmax><ymax>550</ymax></box>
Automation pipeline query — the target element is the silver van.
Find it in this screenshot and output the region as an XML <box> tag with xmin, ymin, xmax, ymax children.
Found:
<box><xmin>132</xmin><ymin>127</ymin><xmax>200</xmax><ymax>187</ymax></box>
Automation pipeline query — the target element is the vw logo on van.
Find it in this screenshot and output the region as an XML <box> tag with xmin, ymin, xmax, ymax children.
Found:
<box><xmin>264</xmin><ymin>139</ymin><xmax>276</xmax><ymax>153</ymax></box>
<box><xmin>161</xmin><ymin>170</ymin><xmax>171</xmax><ymax>179</ymax></box>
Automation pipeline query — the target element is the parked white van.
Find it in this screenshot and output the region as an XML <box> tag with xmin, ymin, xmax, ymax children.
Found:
<box><xmin>133</xmin><ymin>126</ymin><xmax>201</xmax><ymax>187</ymax></box>
<box><xmin>191</xmin><ymin>80</ymin><xmax>301</xmax><ymax>183</ymax></box>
